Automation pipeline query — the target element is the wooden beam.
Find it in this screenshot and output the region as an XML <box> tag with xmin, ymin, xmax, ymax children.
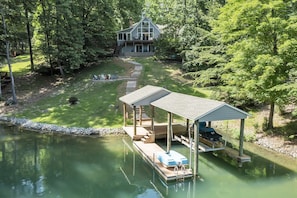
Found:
<box><xmin>193</xmin><ymin>120</ymin><xmax>199</xmax><ymax>177</ymax></box>
<box><xmin>167</xmin><ymin>112</ymin><xmax>172</xmax><ymax>153</ymax></box>
<box><xmin>239</xmin><ymin>119</ymin><xmax>245</xmax><ymax>156</ymax></box>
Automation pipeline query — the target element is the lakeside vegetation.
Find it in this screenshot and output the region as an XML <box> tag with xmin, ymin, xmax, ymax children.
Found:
<box><xmin>1</xmin><ymin>55</ymin><xmax>297</xmax><ymax>145</ymax></box>
<box><xmin>1</xmin><ymin>0</ymin><xmax>297</xmax><ymax>145</ymax></box>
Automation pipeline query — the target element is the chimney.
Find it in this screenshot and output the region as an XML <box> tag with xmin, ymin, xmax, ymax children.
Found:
<box><xmin>129</xmin><ymin>18</ymin><xmax>134</xmax><ymax>27</ymax></box>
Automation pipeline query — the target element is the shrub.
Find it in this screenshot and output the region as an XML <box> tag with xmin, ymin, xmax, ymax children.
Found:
<box><xmin>68</xmin><ymin>96</ymin><xmax>78</xmax><ymax>105</ymax></box>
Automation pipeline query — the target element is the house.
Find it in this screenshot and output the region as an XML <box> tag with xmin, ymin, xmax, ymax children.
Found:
<box><xmin>116</xmin><ymin>15</ymin><xmax>161</xmax><ymax>57</ymax></box>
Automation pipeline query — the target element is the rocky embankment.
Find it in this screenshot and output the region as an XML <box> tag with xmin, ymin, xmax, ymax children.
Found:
<box><xmin>1</xmin><ymin>115</ymin><xmax>297</xmax><ymax>159</ymax></box>
<box><xmin>0</xmin><ymin>116</ymin><xmax>125</xmax><ymax>136</ymax></box>
<box><xmin>255</xmin><ymin>134</ymin><xmax>297</xmax><ymax>158</ymax></box>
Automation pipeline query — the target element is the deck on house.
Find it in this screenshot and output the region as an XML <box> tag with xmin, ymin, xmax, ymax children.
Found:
<box><xmin>133</xmin><ymin>141</ymin><xmax>193</xmax><ymax>181</ymax></box>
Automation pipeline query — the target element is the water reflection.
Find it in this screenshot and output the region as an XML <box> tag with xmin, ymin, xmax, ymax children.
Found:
<box><xmin>1</xmin><ymin>125</ymin><xmax>297</xmax><ymax>198</ymax></box>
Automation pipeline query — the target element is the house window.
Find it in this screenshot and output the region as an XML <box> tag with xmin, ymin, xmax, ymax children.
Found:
<box><xmin>118</xmin><ymin>33</ymin><xmax>123</xmax><ymax>40</ymax></box>
<box><xmin>143</xmin><ymin>33</ymin><xmax>149</xmax><ymax>41</ymax></box>
<box><xmin>148</xmin><ymin>44</ymin><xmax>155</xmax><ymax>52</ymax></box>
<box><xmin>142</xmin><ymin>21</ymin><xmax>149</xmax><ymax>28</ymax></box>
<box><xmin>135</xmin><ymin>44</ymin><xmax>143</xmax><ymax>52</ymax></box>
<box><xmin>149</xmin><ymin>33</ymin><xmax>154</xmax><ymax>40</ymax></box>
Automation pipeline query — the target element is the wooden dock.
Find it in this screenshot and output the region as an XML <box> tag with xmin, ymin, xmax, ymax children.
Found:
<box><xmin>133</xmin><ymin>141</ymin><xmax>193</xmax><ymax>182</ymax></box>
<box><xmin>123</xmin><ymin>126</ymin><xmax>149</xmax><ymax>140</ymax></box>
<box><xmin>223</xmin><ymin>147</ymin><xmax>251</xmax><ymax>163</ymax></box>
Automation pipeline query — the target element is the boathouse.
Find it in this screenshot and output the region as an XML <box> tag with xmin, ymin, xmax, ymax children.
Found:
<box><xmin>119</xmin><ymin>85</ymin><xmax>250</xmax><ymax>181</ymax></box>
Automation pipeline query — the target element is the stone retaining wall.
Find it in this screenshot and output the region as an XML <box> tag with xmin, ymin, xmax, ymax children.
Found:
<box><xmin>0</xmin><ymin>116</ymin><xmax>125</xmax><ymax>136</ymax></box>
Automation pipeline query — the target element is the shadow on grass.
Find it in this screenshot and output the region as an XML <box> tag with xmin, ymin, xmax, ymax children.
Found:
<box><xmin>270</xmin><ymin>120</ymin><xmax>297</xmax><ymax>139</ymax></box>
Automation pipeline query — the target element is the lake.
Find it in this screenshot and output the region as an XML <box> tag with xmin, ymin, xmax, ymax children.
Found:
<box><xmin>0</xmin><ymin>124</ymin><xmax>297</xmax><ymax>198</ymax></box>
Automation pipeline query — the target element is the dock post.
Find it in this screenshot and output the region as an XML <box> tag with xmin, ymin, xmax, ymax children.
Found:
<box><xmin>139</xmin><ymin>105</ymin><xmax>143</xmax><ymax>126</ymax></box>
<box><xmin>133</xmin><ymin>106</ymin><xmax>137</xmax><ymax>135</ymax></box>
<box><xmin>151</xmin><ymin>105</ymin><xmax>155</xmax><ymax>131</ymax></box>
<box><xmin>167</xmin><ymin>112</ymin><xmax>172</xmax><ymax>153</ymax></box>
<box><xmin>193</xmin><ymin>120</ymin><xmax>199</xmax><ymax>177</ymax></box>
<box><xmin>239</xmin><ymin>119</ymin><xmax>245</xmax><ymax>156</ymax></box>
<box><xmin>186</xmin><ymin>119</ymin><xmax>189</xmax><ymax>132</ymax></box>
<box><xmin>123</xmin><ymin>103</ymin><xmax>127</xmax><ymax>126</ymax></box>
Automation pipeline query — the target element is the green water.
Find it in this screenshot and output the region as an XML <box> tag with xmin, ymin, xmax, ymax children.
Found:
<box><xmin>0</xmin><ymin>125</ymin><xmax>297</xmax><ymax>198</ymax></box>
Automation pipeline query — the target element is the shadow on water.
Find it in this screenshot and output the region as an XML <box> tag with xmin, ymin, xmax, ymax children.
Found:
<box><xmin>0</xmin><ymin>125</ymin><xmax>144</xmax><ymax>198</ymax></box>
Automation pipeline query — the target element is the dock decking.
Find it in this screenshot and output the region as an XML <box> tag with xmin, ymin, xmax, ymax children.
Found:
<box><xmin>133</xmin><ymin>141</ymin><xmax>193</xmax><ymax>181</ymax></box>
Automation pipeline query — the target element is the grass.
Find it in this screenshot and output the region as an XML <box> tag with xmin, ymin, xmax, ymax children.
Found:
<box><xmin>3</xmin><ymin>55</ymin><xmax>297</xmax><ymax>139</ymax></box>
<box><xmin>1</xmin><ymin>55</ymin><xmax>32</xmax><ymax>75</ymax></box>
<box><xmin>8</xmin><ymin>57</ymin><xmax>129</xmax><ymax>128</ymax></box>
<box><xmin>134</xmin><ymin>57</ymin><xmax>211</xmax><ymax>123</ymax></box>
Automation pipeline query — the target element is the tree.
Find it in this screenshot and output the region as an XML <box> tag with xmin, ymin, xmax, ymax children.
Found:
<box><xmin>22</xmin><ymin>0</ymin><xmax>36</xmax><ymax>71</ymax></box>
<box><xmin>213</xmin><ymin>0</ymin><xmax>297</xmax><ymax>129</ymax></box>
<box><xmin>1</xmin><ymin>9</ymin><xmax>17</xmax><ymax>104</ymax></box>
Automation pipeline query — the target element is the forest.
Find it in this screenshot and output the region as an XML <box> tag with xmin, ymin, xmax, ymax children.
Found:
<box><xmin>1</xmin><ymin>0</ymin><xmax>297</xmax><ymax>131</ymax></box>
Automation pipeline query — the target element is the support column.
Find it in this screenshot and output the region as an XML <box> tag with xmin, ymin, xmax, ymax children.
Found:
<box><xmin>133</xmin><ymin>106</ymin><xmax>137</xmax><ymax>135</ymax></box>
<box><xmin>139</xmin><ymin>105</ymin><xmax>142</xmax><ymax>126</ymax></box>
<box><xmin>167</xmin><ymin>112</ymin><xmax>172</xmax><ymax>153</ymax></box>
<box><xmin>239</xmin><ymin>119</ymin><xmax>245</xmax><ymax>156</ymax></box>
<box><xmin>186</xmin><ymin>119</ymin><xmax>189</xmax><ymax>132</ymax></box>
<box><xmin>151</xmin><ymin>105</ymin><xmax>155</xmax><ymax>131</ymax></box>
<box><xmin>123</xmin><ymin>103</ymin><xmax>127</xmax><ymax>126</ymax></box>
<box><xmin>193</xmin><ymin>120</ymin><xmax>199</xmax><ymax>177</ymax></box>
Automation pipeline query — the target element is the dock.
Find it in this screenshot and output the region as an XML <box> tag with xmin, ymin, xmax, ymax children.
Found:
<box><xmin>133</xmin><ymin>141</ymin><xmax>193</xmax><ymax>181</ymax></box>
<box><xmin>223</xmin><ymin>147</ymin><xmax>251</xmax><ymax>163</ymax></box>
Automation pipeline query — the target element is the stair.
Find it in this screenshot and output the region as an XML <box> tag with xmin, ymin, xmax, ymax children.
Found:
<box><xmin>141</xmin><ymin>132</ymin><xmax>155</xmax><ymax>143</ymax></box>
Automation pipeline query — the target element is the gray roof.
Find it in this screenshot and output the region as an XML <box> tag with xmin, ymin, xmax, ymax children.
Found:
<box><xmin>151</xmin><ymin>92</ymin><xmax>249</xmax><ymax>122</ymax></box>
<box><xmin>120</xmin><ymin>85</ymin><xmax>249</xmax><ymax>121</ymax></box>
<box><xmin>119</xmin><ymin>85</ymin><xmax>170</xmax><ymax>106</ymax></box>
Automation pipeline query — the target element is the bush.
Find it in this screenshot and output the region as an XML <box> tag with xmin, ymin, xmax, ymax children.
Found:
<box><xmin>68</xmin><ymin>96</ymin><xmax>78</xmax><ymax>105</ymax></box>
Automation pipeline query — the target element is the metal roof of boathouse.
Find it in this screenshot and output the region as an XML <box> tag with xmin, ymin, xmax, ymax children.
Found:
<box><xmin>119</xmin><ymin>85</ymin><xmax>170</xmax><ymax>106</ymax></box>
<box><xmin>119</xmin><ymin>85</ymin><xmax>249</xmax><ymax>121</ymax></box>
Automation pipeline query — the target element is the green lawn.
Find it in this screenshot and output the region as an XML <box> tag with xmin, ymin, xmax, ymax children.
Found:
<box><xmin>1</xmin><ymin>55</ymin><xmax>32</xmax><ymax>75</ymax></box>
<box><xmin>5</xmin><ymin>55</ymin><xmax>295</xmax><ymax>138</ymax></box>
<box><xmin>11</xmin><ymin>57</ymin><xmax>129</xmax><ymax>128</ymax></box>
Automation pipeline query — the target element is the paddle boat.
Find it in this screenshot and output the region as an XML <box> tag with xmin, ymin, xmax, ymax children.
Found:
<box><xmin>157</xmin><ymin>150</ymin><xmax>188</xmax><ymax>168</ymax></box>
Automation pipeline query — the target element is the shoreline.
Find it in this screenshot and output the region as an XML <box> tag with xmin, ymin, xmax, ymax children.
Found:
<box><xmin>0</xmin><ymin>116</ymin><xmax>125</xmax><ymax>136</ymax></box>
<box><xmin>1</xmin><ymin>115</ymin><xmax>296</xmax><ymax>160</ymax></box>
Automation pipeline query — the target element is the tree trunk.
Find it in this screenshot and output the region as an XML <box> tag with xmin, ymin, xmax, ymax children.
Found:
<box><xmin>24</xmin><ymin>1</ymin><xmax>34</xmax><ymax>71</ymax></box>
<box><xmin>268</xmin><ymin>101</ymin><xmax>274</xmax><ymax>130</ymax></box>
<box><xmin>1</xmin><ymin>11</ymin><xmax>17</xmax><ymax>104</ymax></box>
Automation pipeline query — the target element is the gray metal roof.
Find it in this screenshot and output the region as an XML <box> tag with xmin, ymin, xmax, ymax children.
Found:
<box><xmin>151</xmin><ymin>92</ymin><xmax>249</xmax><ymax>121</ymax></box>
<box><xmin>119</xmin><ymin>85</ymin><xmax>249</xmax><ymax>121</ymax></box>
<box><xmin>119</xmin><ymin>85</ymin><xmax>170</xmax><ymax>106</ymax></box>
